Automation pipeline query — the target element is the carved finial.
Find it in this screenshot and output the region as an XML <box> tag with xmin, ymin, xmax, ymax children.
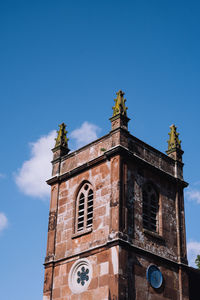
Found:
<box><xmin>55</xmin><ymin>123</ymin><xmax>69</xmax><ymax>148</ymax></box>
<box><xmin>167</xmin><ymin>124</ymin><xmax>182</xmax><ymax>151</ymax></box>
<box><xmin>112</xmin><ymin>90</ymin><xmax>128</xmax><ymax>117</ymax></box>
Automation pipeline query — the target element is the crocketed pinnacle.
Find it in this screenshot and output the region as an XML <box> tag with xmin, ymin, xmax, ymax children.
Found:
<box><xmin>167</xmin><ymin>124</ymin><xmax>181</xmax><ymax>151</ymax></box>
<box><xmin>55</xmin><ymin>123</ymin><xmax>69</xmax><ymax>148</ymax></box>
<box><xmin>112</xmin><ymin>90</ymin><xmax>128</xmax><ymax>117</ymax></box>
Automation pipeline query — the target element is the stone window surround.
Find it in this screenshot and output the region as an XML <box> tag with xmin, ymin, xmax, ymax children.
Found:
<box><xmin>68</xmin><ymin>258</ymin><xmax>93</xmax><ymax>294</ymax></box>
<box><xmin>74</xmin><ymin>181</ymin><xmax>94</xmax><ymax>235</ymax></box>
<box><xmin>142</xmin><ymin>182</ymin><xmax>160</xmax><ymax>234</ymax></box>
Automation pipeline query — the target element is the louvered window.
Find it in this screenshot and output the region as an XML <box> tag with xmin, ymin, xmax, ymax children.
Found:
<box><xmin>142</xmin><ymin>183</ymin><xmax>159</xmax><ymax>233</ymax></box>
<box><xmin>76</xmin><ymin>183</ymin><xmax>93</xmax><ymax>232</ymax></box>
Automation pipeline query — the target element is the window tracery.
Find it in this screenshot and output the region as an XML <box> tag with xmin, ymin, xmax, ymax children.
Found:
<box><xmin>142</xmin><ymin>183</ymin><xmax>159</xmax><ymax>233</ymax></box>
<box><xmin>75</xmin><ymin>182</ymin><xmax>93</xmax><ymax>232</ymax></box>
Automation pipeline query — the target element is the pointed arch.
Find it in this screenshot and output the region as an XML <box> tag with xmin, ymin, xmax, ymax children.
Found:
<box><xmin>75</xmin><ymin>181</ymin><xmax>94</xmax><ymax>233</ymax></box>
<box><xmin>142</xmin><ymin>182</ymin><xmax>159</xmax><ymax>233</ymax></box>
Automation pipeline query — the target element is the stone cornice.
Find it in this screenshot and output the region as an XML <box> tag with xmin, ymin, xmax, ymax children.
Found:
<box><xmin>47</xmin><ymin>153</ymin><xmax>107</xmax><ymax>185</ymax></box>
<box><xmin>47</xmin><ymin>145</ymin><xmax>188</xmax><ymax>188</ymax></box>
<box><xmin>51</xmin><ymin>127</ymin><xmax>182</xmax><ymax>167</ymax></box>
<box><xmin>44</xmin><ymin>235</ymin><xmax>189</xmax><ymax>271</ymax></box>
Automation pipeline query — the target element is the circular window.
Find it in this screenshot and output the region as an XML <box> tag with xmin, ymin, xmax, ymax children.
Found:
<box><xmin>146</xmin><ymin>265</ymin><xmax>163</xmax><ymax>289</ymax></box>
<box><xmin>68</xmin><ymin>259</ymin><xmax>92</xmax><ymax>294</ymax></box>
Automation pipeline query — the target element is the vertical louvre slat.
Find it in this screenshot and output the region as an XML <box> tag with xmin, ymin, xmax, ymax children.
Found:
<box><xmin>77</xmin><ymin>193</ymin><xmax>85</xmax><ymax>231</ymax></box>
<box><xmin>87</xmin><ymin>189</ymin><xmax>93</xmax><ymax>227</ymax></box>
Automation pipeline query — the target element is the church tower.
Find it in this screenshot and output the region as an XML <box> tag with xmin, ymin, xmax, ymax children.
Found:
<box><xmin>43</xmin><ymin>91</ymin><xmax>190</xmax><ymax>300</ymax></box>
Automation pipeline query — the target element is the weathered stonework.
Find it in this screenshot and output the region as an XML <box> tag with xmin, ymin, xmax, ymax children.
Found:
<box><xmin>43</xmin><ymin>94</ymin><xmax>199</xmax><ymax>299</ymax></box>
<box><xmin>48</xmin><ymin>212</ymin><xmax>57</xmax><ymax>232</ymax></box>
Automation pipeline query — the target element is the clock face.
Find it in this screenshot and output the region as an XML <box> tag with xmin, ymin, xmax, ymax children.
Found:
<box><xmin>146</xmin><ymin>265</ymin><xmax>163</xmax><ymax>289</ymax></box>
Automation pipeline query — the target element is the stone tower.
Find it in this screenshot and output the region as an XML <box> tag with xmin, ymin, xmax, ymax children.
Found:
<box><xmin>43</xmin><ymin>91</ymin><xmax>190</xmax><ymax>300</ymax></box>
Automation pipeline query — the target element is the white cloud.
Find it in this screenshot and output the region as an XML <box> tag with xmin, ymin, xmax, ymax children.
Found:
<box><xmin>15</xmin><ymin>122</ymin><xmax>101</xmax><ymax>200</ymax></box>
<box><xmin>186</xmin><ymin>189</ymin><xmax>200</xmax><ymax>204</ymax></box>
<box><xmin>187</xmin><ymin>241</ymin><xmax>200</xmax><ymax>267</ymax></box>
<box><xmin>15</xmin><ymin>130</ymin><xmax>56</xmax><ymax>199</ymax></box>
<box><xmin>70</xmin><ymin>121</ymin><xmax>101</xmax><ymax>149</ymax></box>
<box><xmin>0</xmin><ymin>212</ymin><xmax>8</xmax><ymax>233</ymax></box>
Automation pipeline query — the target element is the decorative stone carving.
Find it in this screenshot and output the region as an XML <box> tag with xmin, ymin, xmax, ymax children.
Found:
<box><xmin>48</xmin><ymin>211</ymin><xmax>57</xmax><ymax>231</ymax></box>
<box><xmin>68</xmin><ymin>259</ymin><xmax>92</xmax><ymax>294</ymax></box>
<box><xmin>43</xmin><ymin>268</ymin><xmax>52</xmax><ymax>293</ymax></box>
<box><xmin>112</xmin><ymin>90</ymin><xmax>128</xmax><ymax>117</ymax></box>
<box><xmin>55</xmin><ymin>123</ymin><xmax>69</xmax><ymax>148</ymax></box>
<box><xmin>167</xmin><ymin>124</ymin><xmax>181</xmax><ymax>151</ymax></box>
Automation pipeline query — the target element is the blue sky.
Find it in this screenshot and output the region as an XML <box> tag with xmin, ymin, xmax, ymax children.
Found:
<box><xmin>1</xmin><ymin>1</ymin><xmax>200</xmax><ymax>299</ymax></box>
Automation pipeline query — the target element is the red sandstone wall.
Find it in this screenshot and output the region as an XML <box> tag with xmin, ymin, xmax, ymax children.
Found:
<box><xmin>119</xmin><ymin>248</ymin><xmax>189</xmax><ymax>300</ymax></box>
<box><xmin>44</xmin><ymin>128</ymin><xmax>188</xmax><ymax>300</ymax></box>
<box><xmin>127</xmin><ymin>162</ymin><xmax>179</xmax><ymax>262</ymax></box>
<box><xmin>51</xmin><ymin>247</ymin><xmax>119</xmax><ymax>300</ymax></box>
<box><xmin>55</xmin><ymin>160</ymin><xmax>113</xmax><ymax>260</ymax></box>
<box><xmin>53</xmin><ymin>130</ymin><xmax>176</xmax><ymax>179</ymax></box>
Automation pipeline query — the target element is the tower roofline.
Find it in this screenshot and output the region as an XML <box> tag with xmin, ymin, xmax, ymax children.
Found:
<box><xmin>58</xmin><ymin>127</ymin><xmax>182</xmax><ymax>167</ymax></box>
<box><xmin>48</xmin><ymin>127</ymin><xmax>188</xmax><ymax>188</ymax></box>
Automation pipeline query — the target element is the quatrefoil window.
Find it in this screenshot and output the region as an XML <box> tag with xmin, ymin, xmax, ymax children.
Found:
<box><xmin>77</xmin><ymin>267</ymin><xmax>89</xmax><ymax>286</ymax></box>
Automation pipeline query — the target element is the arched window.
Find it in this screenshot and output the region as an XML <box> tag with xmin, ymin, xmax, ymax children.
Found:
<box><xmin>75</xmin><ymin>182</ymin><xmax>94</xmax><ymax>232</ymax></box>
<box><xmin>142</xmin><ymin>183</ymin><xmax>159</xmax><ymax>233</ymax></box>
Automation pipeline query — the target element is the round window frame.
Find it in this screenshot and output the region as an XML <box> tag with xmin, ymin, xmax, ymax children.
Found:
<box><xmin>146</xmin><ymin>264</ymin><xmax>163</xmax><ymax>289</ymax></box>
<box><xmin>68</xmin><ymin>258</ymin><xmax>93</xmax><ymax>294</ymax></box>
